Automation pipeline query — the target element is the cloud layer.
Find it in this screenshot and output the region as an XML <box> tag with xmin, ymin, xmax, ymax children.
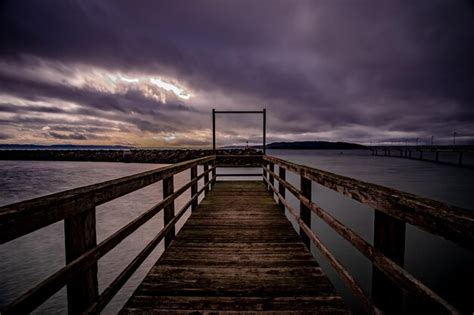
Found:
<box><xmin>1</xmin><ymin>1</ymin><xmax>473</xmax><ymax>146</ymax></box>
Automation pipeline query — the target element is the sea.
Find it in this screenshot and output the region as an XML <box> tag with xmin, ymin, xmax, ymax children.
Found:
<box><xmin>0</xmin><ymin>149</ymin><xmax>473</xmax><ymax>314</ymax></box>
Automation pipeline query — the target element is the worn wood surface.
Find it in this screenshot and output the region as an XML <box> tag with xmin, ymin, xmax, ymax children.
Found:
<box><xmin>121</xmin><ymin>181</ymin><xmax>348</xmax><ymax>314</ymax></box>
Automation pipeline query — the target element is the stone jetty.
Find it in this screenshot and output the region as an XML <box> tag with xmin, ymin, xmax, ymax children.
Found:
<box><xmin>0</xmin><ymin>148</ymin><xmax>262</xmax><ymax>164</ymax></box>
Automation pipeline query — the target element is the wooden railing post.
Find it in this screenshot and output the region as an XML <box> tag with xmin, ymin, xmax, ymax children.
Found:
<box><xmin>262</xmin><ymin>160</ymin><xmax>267</xmax><ymax>184</ymax></box>
<box><xmin>163</xmin><ymin>176</ymin><xmax>175</xmax><ymax>247</ymax></box>
<box><xmin>64</xmin><ymin>206</ymin><xmax>98</xmax><ymax>314</ymax></box>
<box><xmin>268</xmin><ymin>162</ymin><xmax>274</xmax><ymax>193</ymax></box>
<box><xmin>212</xmin><ymin>159</ymin><xmax>217</xmax><ymax>187</ymax></box>
<box><xmin>278</xmin><ymin>167</ymin><xmax>286</xmax><ymax>212</ymax></box>
<box><xmin>191</xmin><ymin>166</ymin><xmax>198</xmax><ymax>211</ymax></box>
<box><xmin>203</xmin><ymin>163</ymin><xmax>209</xmax><ymax>196</ymax></box>
<box><xmin>372</xmin><ymin>210</ymin><xmax>405</xmax><ymax>313</ymax></box>
<box><xmin>300</xmin><ymin>176</ymin><xmax>311</xmax><ymax>249</ymax></box>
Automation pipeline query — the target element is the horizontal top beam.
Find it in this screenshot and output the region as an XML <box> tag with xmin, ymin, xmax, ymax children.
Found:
<box><xmin>213</xmin><ymin>110</ymin><xmax>265</xmax><ymax>114</ymax></box>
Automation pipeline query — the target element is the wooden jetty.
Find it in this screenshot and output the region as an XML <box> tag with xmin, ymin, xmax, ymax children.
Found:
<box><xmin>370</xmin><ymin>145</ymin><xmax>474</xmax><ymax>169</ymax></box>
<box><xmin>1</xmin><ymin>154</ymin><xmax>473</xmax><ymax>314</ymax></box>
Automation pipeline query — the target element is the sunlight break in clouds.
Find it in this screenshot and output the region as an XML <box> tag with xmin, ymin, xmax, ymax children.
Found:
<box><xmin>0</xmin><ymin>58</ymin><xmax>192</xmax><ymax>104</ymax></box>
<box><xmin>106</xmin><ymin>73</ymin><xmax>191</xmax><ymax>101</ymax></box>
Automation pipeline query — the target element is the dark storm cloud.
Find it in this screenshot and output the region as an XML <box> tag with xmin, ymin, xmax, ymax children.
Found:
<box><xmin>1</xmin><ymin>0</ymin><xmax>474</xmax><ymax>144</ymax></box>
<box><xmin>0</xmin><ymin>132</ymin><xmax>12</xmax><ymax>140</ymax></box>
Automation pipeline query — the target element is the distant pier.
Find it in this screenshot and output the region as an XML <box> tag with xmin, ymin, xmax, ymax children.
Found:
<box><xmin>370</xmin><ymin>145</ymin><xmax>474</xmax><ymax>169</ymax></box>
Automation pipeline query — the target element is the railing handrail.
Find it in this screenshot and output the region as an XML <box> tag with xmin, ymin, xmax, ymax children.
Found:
<box><xmin>0</xmin><ymin>155</ymin><xmax>215</xmax><ymax>244</ymax></box>
<box><xmin>263</xmin><ymin>165</ymin><xmax>459</xmax><ymax>314</ymax></box>
<box><xmin>1</xmin><ymin>155</ymin><xmax>217</xmax><ymax>314</ymax></box>
<box><xmin>262</xmin><ymin>155</ymin><xmax>473</xmax><ymax>314</ymax></box>
<box><xmin>263</xmin><ymin>155</ymin><xmax>474</xmax><ymax>251</ymax></box>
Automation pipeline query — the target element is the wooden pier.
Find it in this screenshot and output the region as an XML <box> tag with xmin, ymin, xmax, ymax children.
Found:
<box><xmin>1</xmin><ymin>154</ymin><xmax>473</xmax><ymax>314</ymax></box>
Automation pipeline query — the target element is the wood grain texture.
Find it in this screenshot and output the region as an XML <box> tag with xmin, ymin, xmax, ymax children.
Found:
<box><xmin>121</xmin><ymin>181</ymin><xmax>348</xmax><ymax>314</ymax></box>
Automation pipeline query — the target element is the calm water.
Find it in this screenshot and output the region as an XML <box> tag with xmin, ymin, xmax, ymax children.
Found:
<box><xmin>0</xmin><ymin>150</ymin><xmax>473</xmax><ymax>314</ymax></box>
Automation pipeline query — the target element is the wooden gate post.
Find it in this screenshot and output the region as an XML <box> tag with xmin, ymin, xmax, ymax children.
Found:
<box><xmin>191</xmin><ymin>166</ymin><xmax>198</xmax><ymax>211</ymax></box>
<box><xmin>64</xmin><ymin>205</ymin><xmax>98</xmax><ymax>314</ymax></box>
<box><xmin>163</xmin><ymin>176</ymin><xmax>175</xmax><ymax>247</ymax></box>
<box><xmin>372</xmin><ymin>210</ymin><xmax>405</xmax><ymax>313</ymax></box>
<box><xmin>300</xmin><ymin>176</ymin><xmax>312</xmax><ymax>249</ymax></box>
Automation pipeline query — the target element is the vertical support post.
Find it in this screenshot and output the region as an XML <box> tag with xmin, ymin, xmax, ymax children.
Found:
<box><xmin>300</xmin><ymin>176</ymin><xmax>311</xmax><ymax>249</ymax></box>
<box><xmin>372</xmin><ymin>210</ymin><xmax>405</xmax><ymax>313</ymax></box>
<box><xmin>278</xmin><ymin>167</ymin><xmax>286</xmax><ymax>212</ymax></box>
<box><xmin>420</xmin><ymin>151</ymin><xmax>424</xmax><ymax>160</ymax></box>
<box><xmin>262</xmin><ymin>160</ymin><xmax>267</xmax><ymax>183</ymax></box>
<box><xmin>263</xmin><ymin>108</ymin><xmax>266</xmax><ymax>155</ymax></box>
<box><xmin>64</xmin><ymin>206</ymin><xmax>98</xmax><ymax>314</ymax></box>
<box><xmin>458</xmin><ymin>152</ymin><xmax>463</xmax><ymax>165</ymax></box>
<box><xmin>191</xmin><ymin>166</ymin><xmax>198</xmax><ymax>211</ymax></box>
<box><xmin>212</xmin><ymin>108</ymin><xmax>216</xmax><ymax>152</ymax></box>
<box><xmin>163</xmin><ymin>176</ymin><xmax>175</xmax><ymax>247</ymax></box>
<box><xmin>212</xmin><ymin>159</ymin><xmax>217</xmax><ymax>186</ymax></box>
<box><xmin>268</xmin><ymin>162</ymin><xmax>274</xmax><ymax>193</ymax></box>
<box><xmin>204</xmin><ymin>163</ymin><xmax>209</xmax><ymax>195</ymax></box>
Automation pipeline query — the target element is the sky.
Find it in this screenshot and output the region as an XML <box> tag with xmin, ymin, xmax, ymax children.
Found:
<box><xmin>0</xmin><ymin>1</ymin><xmax>473</xmax><ymax>147</ymax></box>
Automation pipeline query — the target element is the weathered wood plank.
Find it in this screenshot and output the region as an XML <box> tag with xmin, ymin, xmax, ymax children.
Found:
<box><xmin>121</xmin><ymin>181</ymin><xmax>348</xmax><ymax>314</ymax></box>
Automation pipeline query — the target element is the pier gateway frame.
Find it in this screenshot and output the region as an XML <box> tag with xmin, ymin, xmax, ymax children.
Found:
<box><xmin>212</xmin><ymin>108</ymin><xmax>266</xmax><ymax>154</ymax></box>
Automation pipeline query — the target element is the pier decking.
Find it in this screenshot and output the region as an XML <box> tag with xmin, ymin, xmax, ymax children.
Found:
<box><xmin>121</xmin><ymin>181</ymin><xmax>348</xmax><ymax>314</ymax></box>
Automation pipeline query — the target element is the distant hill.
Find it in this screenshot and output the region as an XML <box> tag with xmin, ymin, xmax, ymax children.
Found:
<box><xmin>0</xmin><ymin>144</ymin><xmax>132</xmax><ymax>150</ymax></box>
<box><xmin>266</xmin><ymin>141</ymin><xmax>366</xmax><ymax>150</ymax></box>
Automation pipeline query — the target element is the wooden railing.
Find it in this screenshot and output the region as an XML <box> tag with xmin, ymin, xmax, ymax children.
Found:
<box><xmin>263</xmin><ymin>155</ymin><xmax>474</xmax><ymax>314</ymax></box>
<box><xmin>0</xmin><ymin>156</ymin><xmax>216</xmax><ymax>314</ymax></box>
